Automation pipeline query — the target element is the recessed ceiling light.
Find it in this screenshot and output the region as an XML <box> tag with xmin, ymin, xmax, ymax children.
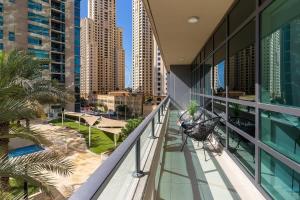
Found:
<box><xmin>179</xmin><ymin>57</ymin><xmax>185</xmax><ymax>61</ymax></box>
<box><xmin>187</xmin><ymin>16</ymin><xmax>199</xmax><ymax>24</ymax></box>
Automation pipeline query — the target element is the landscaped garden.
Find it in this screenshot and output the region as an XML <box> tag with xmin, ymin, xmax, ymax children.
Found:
<box><xmin>49</xmin><ymin>118</ymin><xmax>116</xmax><ymax>154</ymax></box>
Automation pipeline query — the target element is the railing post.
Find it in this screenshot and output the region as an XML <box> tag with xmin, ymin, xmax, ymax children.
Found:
<box><xmin>133</xmin><ymin>138</ymin><xmax>144</xmax><ymax>178</ymax></box>
<box><xmin>158</xmin><ymin>109</ymin><xmax>161</xmax><ymax>124</ymax></box>
<box><xmin>149</xmin><ymin>118</ymin><xmax>156</xmax><ymax>139</ymax></box>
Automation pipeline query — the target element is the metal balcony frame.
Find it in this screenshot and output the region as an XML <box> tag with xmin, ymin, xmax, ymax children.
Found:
<box><xmin>69</xmin><ymin>96</ymin><xmax>170</xmax><ymax>200</ymax></box>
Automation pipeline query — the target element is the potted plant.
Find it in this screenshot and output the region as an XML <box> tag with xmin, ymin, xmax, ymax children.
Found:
<box><xmin>187</xmin><ymin>100</ymin><xmax>198</xmax><ymax>120</ymax></box>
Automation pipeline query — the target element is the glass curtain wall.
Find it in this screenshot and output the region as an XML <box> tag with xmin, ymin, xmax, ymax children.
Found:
<box><xmin>190</xmin><ymin>0</ymin><xmax>300</xmax><ymax>199</ymax></box>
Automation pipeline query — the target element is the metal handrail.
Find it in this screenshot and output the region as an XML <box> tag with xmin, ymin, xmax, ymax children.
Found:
<box><xmin>69</xmin><ymin>95</ymin><xmax>170</xmax><ymax>200</ymax></box>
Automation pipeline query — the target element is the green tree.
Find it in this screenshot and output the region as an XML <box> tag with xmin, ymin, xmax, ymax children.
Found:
<box><xmin>120</xmin><ymin>118</ymin><xmax>143</xmax><ymax>141</ymax></box>
<box><xmin>0</xmin><ymin>50</ymin><xmax>73</xmax><ymax>194</ymax></box>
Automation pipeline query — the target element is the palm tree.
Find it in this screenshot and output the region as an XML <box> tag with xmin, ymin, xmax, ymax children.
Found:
<box><xmin>0</xmin><ymin>151</ymin><xmax>73</xmax><ymax>199</ymax></box>
<box><xmin>0</xmin><ymin>50</ymin><xmax>73</xmax><ymax>192</ymax></box>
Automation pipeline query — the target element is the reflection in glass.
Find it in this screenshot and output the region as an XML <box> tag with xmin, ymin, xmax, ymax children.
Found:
<box><xmin>196</xmin><ymin>67</ymin><xmax>200</xmax><ymax>93</ymax></box>
<box><xmin>260</xmin><ymin>110</ymin><xmax>300</xmax><ymax>164</ymax></box>
<box><xmin>229</xmin><ymin>129</ymin><xmax>255</xmax><ymax>176</ymax></box>
<box><xmin>214</xmin><ymin>19</ymin><xmax>226</xmax><ymax>48</ymax></box>
<box><xmin>261</xmin><ymin>0</ymin><xmax>300</xmax><ymax>108</ymax></box>
<box><xmin>200</xmin><ymin>65</ymin><xmax>204</xmax><ymax>94</ymax></box>
<box><xmin>228</xmin><ymin>103</ymin><xmax>255</xmax><ymax>137</ymax></box>
<box><xmin>229</xmin><ymin>0</ymin><xmax>255</xmax><ymax>34</ymax></box>
<box><xmin>204</xmin><ymin>57</ymin><xmax>213</xmax><ymax>95</ymax></box>
<box><xmin>228</xmin><ymin>20</ymin><xmax>255</xmax><ymax>101</ymax></box>
<box><xmin>213</xmin><ymin>99</ymin><xmax>226</xmax><ymax>146</ymax></box>
<box><xmin>204</xmin><ymin>97</ymin><xmax>212</xmax><ymax>112</ymax></box>
<box><xmin>261</xmin><ymin>150</ymin><xmax>300</xmax><ymax>200</ymax></box>
<box><xmin>205</xmin><ymin>37</ymin><xmax>213</xmax><ymax>58</ymax></box>
<box><xmin>192</xmin><ymin>69</ymin><xmax>196</xmax><ymax>94</ymax></box>
<box><xmin>214</xmin><ymin>46</ymin><xmax>226</xmax><ymax>97</ymax></box>
<box><xmin>213</xmin><ymin>61</ymin><xmax>225</xmax><ymax>97</ymax></box>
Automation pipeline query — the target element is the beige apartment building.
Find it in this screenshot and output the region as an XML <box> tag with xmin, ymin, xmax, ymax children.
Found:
<box><xmin>81</xmin><ymin>0</ymin><xmax>125</xmax><ymax>98</ymax></box>
<box><xmin>132</xmin><ymin>0</ymin><xmax>153</xmax><ymax>96</ymax></box>
<box><xmin>80</xmin><ymin>18</ymin><xmax>98</xmax><ymax>99</ymax></box>
<box><xmin>132</xmin><ymin>0</ymin><xmax>168</xmax><ymax>100</ymax></box>
<box><xmin>153</xmin><ymin>37</ymin><xmax>168</xmax><ymax>99</ymax></box>
<box><xmin>94</xmin><ymin>91</ymin><xmax>143</xmax><ymax>117</ymax></box>
<box><xmin>0</xmin><ymin>0</ymin><xmax>81</xmax><ymax>112</ymax></box>
<box><xmin>115</xmin><ymin>27</ymin><xmax>125</xmax><ymax>90</ymax></box>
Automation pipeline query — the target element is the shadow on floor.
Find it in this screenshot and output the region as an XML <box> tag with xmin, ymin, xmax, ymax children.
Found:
<box><xmin>156</xmin><ymin>109</ymin><xmax>241</xmax><ymax>200</ymax></box>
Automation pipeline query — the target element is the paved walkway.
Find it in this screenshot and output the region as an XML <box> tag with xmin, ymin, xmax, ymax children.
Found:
<box><xmin>31</xmin><ymin>122</ymin><xmax>105</xmax><ymax>198</ymax></box>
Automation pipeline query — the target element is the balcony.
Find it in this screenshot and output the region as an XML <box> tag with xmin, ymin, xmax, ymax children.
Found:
<box><xmin>51</xmin><ymin>0</ymin><xmax>65</xmax><ymax>12</ymax></box>
<box><xmin>69</xmin><ymin>97</ymin><xmax>264</xmax><ymax>200</ymax></box>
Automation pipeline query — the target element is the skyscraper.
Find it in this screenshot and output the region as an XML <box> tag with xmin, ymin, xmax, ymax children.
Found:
<box><xmin>261</xmin><ymin>30</ymin><xmax>281</xmax><ymax>101</ymax></box>
<box><xmin>1</xmin><ymin>0</ymin><xmax>80</xmax><ymax>111</ymax></box>
<box><xmin>80</xmin><ymin>18</ymin><xmax>98</xmax><ymax>99</ymax></box>
<box><xmin>115</xmin><ymin>27</ymin><xmax>125</xmax><ymax>90</ymax></box>
<box><xmin>153</xmin><ymin>37</ymin><xmax>167</xmax><ymax>98</ymax></box>
<box><xmin>80</xmin><ymin>0</ymin><xmax>125</xmax><ymax>98</ymax></box>
<box><xmin>132</xmin><ymin>0</ymin><xmax>153</xmax><ymax>96</ymax></box>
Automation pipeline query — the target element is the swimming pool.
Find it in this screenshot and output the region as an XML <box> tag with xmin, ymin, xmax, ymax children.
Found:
<box><xmin>9</xmin><ymin>145</ymin><xmax>44</xmax><ymax>158</ymax></box>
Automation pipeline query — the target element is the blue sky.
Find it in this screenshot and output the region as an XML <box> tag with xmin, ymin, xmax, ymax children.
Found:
<box><xmin>80</xmin><ymin>0</ymin><xmax>132</xmax><ymax>87</ymax></box>
<box><xmin>218</xmin><ymin>61</ymin><xmax>225</xmax><ymax>88</ymax></box>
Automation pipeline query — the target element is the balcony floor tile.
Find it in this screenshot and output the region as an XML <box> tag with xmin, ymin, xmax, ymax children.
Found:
<box><xmin>156</xmin><ymin>109</ymin><xmax>241</xmax><ymax>200</ymax></box>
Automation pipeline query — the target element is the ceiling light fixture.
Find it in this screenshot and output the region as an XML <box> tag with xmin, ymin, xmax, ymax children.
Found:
<box><xmin>187</xmin><ymin>16</ymin><xmax>199</xmax><ymax>24</ymax></box>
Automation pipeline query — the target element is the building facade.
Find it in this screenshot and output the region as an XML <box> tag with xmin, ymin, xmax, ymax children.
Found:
<box><xmin>114</xmin><ymin>27</ymin><xmax>125</xmax><ymax>90</ymax></box>
<box><xmin>188</xmin><ymin>0</ymin><xmax>300</xmax><ymax>199</ymax></box>
<box><xmin>80</xmin><ymin>18</ymin><xmax>98</xmax><ymax>99</ymax></box>
<box><xmin>94</xmin><ymin>91</ymin><xmax>143</xmax><ymax>117</ymax></box>
<box><xmin>0</xmin><ymin>0</ymin><xmax>80</xmax><ymax>112</ymax></box>
<box><xmin>132</xmin><ymin>0</ymin><xmax>153</xmax><ymax>96</ymax></box>
<box><xmin>81</xmin><ymin>0</ymin><xmax>125</xmax><ymax>98</ymax></box>
<box><xmin>153</xmin><ymin>37</ymin><xmax>167</xmax><ymax>99</ymax></box>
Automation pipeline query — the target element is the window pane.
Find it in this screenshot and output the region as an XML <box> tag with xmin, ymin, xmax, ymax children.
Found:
<box><xmin>213</xmin><ymin>46</ymin><xmax>226</xmax><ymax>97</ymax></box>
<box><xmin>229</xmin><ymin>0</ymin><xmax>255</xmax><ymax>34</ymax></box>
<box><xmin>228</xmin><ymin>128</ymin><xmax>255</xmax><ymax>176</ymax></box>
<box><xmin>213</xmin><ymin>99</ymin><xmax>226</xmax><ymax>146</ymax></box>
<box><xmin>201</xmin><ymin>50</ymin><xmax>204</xmax><ymax>61</ymax></box>
<box><xmin>260</xmin><ymin>109</ymin><xmax>300</xmax><ymax>164</ymax></box>
<box><xmin>228</xmin><ymin>20</ymin><xmax>255</xmax><ymax>101</ymax></box>
<box><xmin>205</xmin><ymin>37</ymin><xmax>213</xmax><ymax>58</ymax></box>
<box><xmin>261</xmin><ymin>150</ymin><xmax>300</xmax><ymax>200</ymax></box>
<box><xmin>200</xmin><ymin>64</ymin><xmax>204</xmax><ymax>94</ymax></box>
<box><xmin>228</xmin><ymin>102</ymin><xmax>255</xmax><ymax>137</ymax></box>
<box><xmin>204</xmin><ymin>97</ymin><xmax>212</xmax><ymax>112</ymax></box>
<box><xmin>260</xmin><ymin>0</ymin><xmax>300</xmax><ymax>108</ymax></box>
<box><xmin>214</xmin><ymin>19</ymin><xmax>226</xmax><ymax>48</ymax></box>
<box><xmin>196</xmin><ymin>67</ymin><xmax>200</xmax><ymax>93</ymax></box>
<box><xmin>204</xmin><ymin>57</ymin><xmax>213</xmax><ymax>95</ymax></box>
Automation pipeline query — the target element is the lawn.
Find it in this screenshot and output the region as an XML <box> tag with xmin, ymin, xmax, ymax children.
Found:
<box><xmin>49</xmin><ymin>118</ymin><xmax>116</xmax><ymax>154</ymax></box>
<box><xmin>9</xmin><ymin>178</ymin><xmax>39</xmax><ymax>198</ymax></box>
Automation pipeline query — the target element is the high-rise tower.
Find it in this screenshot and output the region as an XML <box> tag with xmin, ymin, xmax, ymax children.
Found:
<box><xmin>132</xmin><ymin>0</ymin><xmax>153</xmax><ymax>96</ymax></box>
<box><xmin>1</xmin><ymin>0</ymin><xmax>81</xmax><ymax>111</ymax></box>
<box><xmin>153</xmin><ymin>37</ymin><xmax>167</xmax><ymax>98</ymax></box>
<box><xmin>115</xmin><ymin>27</ymin><xmax>125</xmax><ymax>90</ymax></box>
<box><xmin>81</xmin><ymin>0</ymin><xmax>125</xmax><ymax>98</ymax></box>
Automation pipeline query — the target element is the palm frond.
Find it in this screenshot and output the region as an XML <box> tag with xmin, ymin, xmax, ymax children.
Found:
<box><xmin>0</xmin><ymin>99</ymin><xmax>35</xmax><ymax>123</ymax></box>
<box><xmin>0</xmin><ymin>126</ymin><xmax>49</xmax><ymax>145</ymax></box>
<box><xmin>0</xmin><ymin>189</ymin><xmax>25</xmax><ymax>200</ymax></box>
<box><xmin>0</xmin><ymin>151</ymin><xmax>73</xmax><ymax>197</ymax></box>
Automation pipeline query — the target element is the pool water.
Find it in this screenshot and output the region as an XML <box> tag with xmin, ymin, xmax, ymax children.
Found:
<box><xmin>9</xmin><ymin>145</ymin><xmax>44</xmax><ymax>158</ymax></box>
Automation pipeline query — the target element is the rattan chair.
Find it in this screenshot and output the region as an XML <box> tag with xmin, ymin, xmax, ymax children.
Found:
<box><xmin>181</xmin><ymin>116</ymin><xmax>221</xmax><ymax>161</ymax></box>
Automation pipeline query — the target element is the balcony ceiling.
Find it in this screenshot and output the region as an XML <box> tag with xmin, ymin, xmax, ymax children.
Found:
<box><xmin>143</xmin><ymin>0</ymin><xmax>234</xmax><ymax>70</ymax></box>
